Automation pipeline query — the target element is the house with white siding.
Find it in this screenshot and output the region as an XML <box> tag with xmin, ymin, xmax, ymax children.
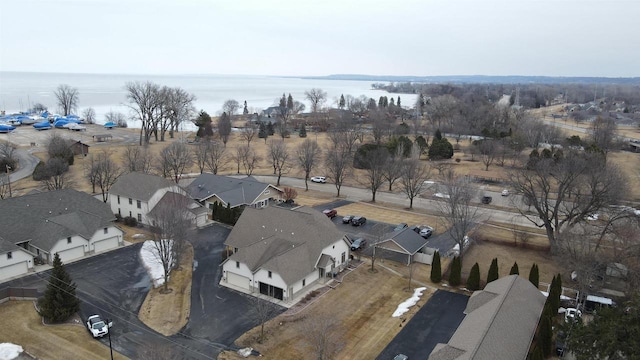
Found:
<box><xmin>220</xmin><ymin>206</ymin><xmax>350</xmax><ymax>304</ymax></box>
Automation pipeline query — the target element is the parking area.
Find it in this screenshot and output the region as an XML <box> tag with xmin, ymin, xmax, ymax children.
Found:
<box><xmin>376</xmin><ymin>290</ymin><xmax>469</xmax><ymax>360</ymax></box>
<box><xmin>2</xmin><ymin>123</ymin><xmax>139</xmax><ymax>148</ymax></box>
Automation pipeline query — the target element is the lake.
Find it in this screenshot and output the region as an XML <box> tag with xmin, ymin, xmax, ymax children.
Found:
<box><xmin>0</xmin><ymin>72</ymin><xmax>416</xmax><ymax>130</ymax></box>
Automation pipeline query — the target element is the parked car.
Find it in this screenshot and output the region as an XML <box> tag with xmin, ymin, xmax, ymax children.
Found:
<box><xmin>555</xmin><ymin>330</ymin><xmax>567</xmax><ymax>357</ymax></box>
<box><xmin>481</xmin><ymin>196</ymin><xmax>492</xmax><ymax>204</ymax></box>
<box><xmin>419</xmin><ymin>225</ymin><xmax>434</xmax><ymax>238</ymax></box>
<box><xmin>310</xmin><ymin>176</ymin><xmax>326</xmax><ymax>183</ymax></box>
<box><xmin>323</xmin><ymin>209</ymin><xmax>337</xmax><ymax>218</ymax></box>
<box><xmin>350</xmin><ymin>238</ymin><xmax>367</xmax><ymax>251</ymax></box>
<box><xmin>564</xmin><ymin>308</ymin><xmax>582</xmax><ymax>323</ymax></box>
<box><xmin>342</xmin><ymin>215</ymin><xmax>355</xmax><ymax>224</ymax></box>
<box><xmin>351</xmin><ymin>216</ymin><xmax>366</xmax><ymax>226</ymax></box>
<box><xmin>86</xmin><ymin>315</ymin><xmax>111</xmax><ymax>338</ymax></box>
<box><xmin>394</xmin><ymin>223</ymin><xmax>408</xmax><ymax>231</ymax></box>
<box><xmin>501</xmin><ymin>189</ymin><xmax>510</xmax><ymax>196</ymax></box>
<box><xmin>409</xmin><ymin>225</ymin><xmax>421</xmax><ymax>234</ymax></box>
<box><xmin>394</xmin><ymin>355</ymin><xmax>409</xmax><ymax>360</ymax></box>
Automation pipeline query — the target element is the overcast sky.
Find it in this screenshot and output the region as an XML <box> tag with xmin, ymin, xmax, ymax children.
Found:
<box><xmin>1</xmin><ymin>0</ymin><xmax>638</xmax><ymax>77</ymax></box>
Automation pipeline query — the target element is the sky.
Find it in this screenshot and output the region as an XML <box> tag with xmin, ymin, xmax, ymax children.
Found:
<box><xmin>1</xmin><ymin>0</ymin><xmax>638</xmax><ymax>77</ymax></box>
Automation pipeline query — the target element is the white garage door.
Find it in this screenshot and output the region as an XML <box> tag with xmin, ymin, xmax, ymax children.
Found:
<box><xmin>57</xmin><ymin>246</ymin><xmax>85</xmax><ymax>263</ymax></box>
<box><xmin>0</xmin><ymin>261</ymin><xmax>29</xmax><ymax>282</ymax></box>
<box><xmin>94</xmin><ymin>237</ymin><xmax>119</xmax><ymax>253</ymax></box>
<box><xmin>226</xmin><ymin>271</ymin><xmax>251</xmax><ymax>290</ymax></box>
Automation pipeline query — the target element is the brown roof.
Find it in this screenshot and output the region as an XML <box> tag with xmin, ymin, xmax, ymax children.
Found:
<box><xmin>429</xmin><ymin>275</ymin><xmax>546</xmax><ymax>360</ymax></box>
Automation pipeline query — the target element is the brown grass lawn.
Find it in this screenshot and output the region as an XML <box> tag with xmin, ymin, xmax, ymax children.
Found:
<box><xmin>219</xmin><ymin>261</ymin><xmax>437</xmax><ymax>360</ymax></box>
<box><xmin>0</xmin><ymin>301</ymin><xmax>128</xmax><ymax>360</ymax></box>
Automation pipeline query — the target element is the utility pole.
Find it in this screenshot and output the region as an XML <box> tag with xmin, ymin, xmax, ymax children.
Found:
<box><xmin>6</xmin><ymin>164</ymin><xmax>11</xmax><ymax>198</ymax></box>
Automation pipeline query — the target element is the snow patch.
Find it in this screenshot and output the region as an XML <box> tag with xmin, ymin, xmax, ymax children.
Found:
<box><xmin>140</xmin><ymin>240</ymin><xmax>174</xmax><ymax>288</ymax></box>
<box><xmin>392</xmin><ymin>287</ymin><xmax>427</xmax><ymax>318</ymax></box>
<box><xmin>0</xmin><ymin>343</ymin><xmax>23</xmax><ymax>360</ymax></box>
<box><xmin>132</xmin><ymin>234</ymin><xmax>146</xmax><ymax>239</ymax></box>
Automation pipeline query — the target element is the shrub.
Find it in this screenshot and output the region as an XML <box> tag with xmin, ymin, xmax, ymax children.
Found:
<box><xmin>509</xmin><ymin>262</ymin><xmax>519</xmax><ymax>275</ymax></box>
<box><xmin>430</xmin><ymin>251</ymin><xmax>441</xmax><ymax>283</ymax></box>
<box><xmin>114</xmin><ymin>213</ymin><xmax>123</xmax><ymax>222</ymax></box>
<box><xmin>449</xmin><ymin>256</ymin><xmax>461</xmax><ymax>286</ymax></box>
<box><xmin>467</xmin><ymin>263</ymin><xmax>480</xmax><ymax>291</ymax></box>
<box><xmin>124</xmin><ymin>216</ymin><xmax>138</xmax><ymax>227</ymax></box>
<box><xmin>32</xmin><ymin>161</ymin><xmax>48</xmax><ymax>181</ymax></box>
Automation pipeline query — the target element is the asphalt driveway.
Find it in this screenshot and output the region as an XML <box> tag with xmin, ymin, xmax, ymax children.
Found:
<box><xmin>376</xmin><ymin>290</ymin><xmax>469</xmax><ymax>360</ymax></box>
<box><xmin>4</xmin><ymin>224</ymin><xmax>284</xmax><ymax>359</ymax></box>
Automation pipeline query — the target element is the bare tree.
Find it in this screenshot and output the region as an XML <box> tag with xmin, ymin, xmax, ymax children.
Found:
<box><xmin>508</xmin><ymin>150</ymin><xmax>626</xmax><ymax>252</ymax></box>
<box><xmin>436</xmin><ymin>169</ymin><xmax>480</xmax><ymax>262</ymax></box>
<box><xmin>327</xmin><ymin>117</ymin><xmax>362</xmax><ymax>155</ymax></box>
<box><xmin>0</xmin><ymin>142</ymin><xmax>17</xmax><ymax>172</ymax></box>
<box><xmin>81</xmin><ymin>107</ymin><xmax>96</xmax><ymax>124</ymax></box>
<box><xmin>590</xmin><ymin>116</ymin><xmax>618</xmax><ymax>159</ymax></box>
<box><xmin>369</xmin><ymin>223</ymin><xmax>388</xmax><ymax>271</ymax></box>
<box><xmin>400</xmin><ymin>145</ymin><xmax>430</xmax><ymax>209</ymax></box>
<box><xmin>163</xmin><ymin>87</ymin><xmax>196</xmax><ymax>140</ymax></box>
<box><xmin>46</xmin><ymin>132</ymin><xmax>73</xmax><ymax>164</ymax></box>
<box><xmin>478</xmin><ymin>139</ymin><xmax>499</xmax><ymax>171</ymax></box>
<box><xmin>158</xmin><ymin>142</ymin><xmax>193</xmax><ymax>184</ymax></box>
<box><xmin>305</xmin><ymin>88</ymin><xmax>327</xmax><ymax>113</ymax></box>
<box><xmin>325</xmin><ymin>145</ymin><xmax>352</xmax><ymax>197</ymax></box>
<box><xmin>218</xmin><ymin>112</ymin><xmax>232</xmax><ymax>146</ymax></box>
<box><xmin>105</xmin><ymin>111</ymin><xmax>127</xmax><ymax>128</ymax></box>
<box><xmin>361</xmin><ymin>147</ymin><xmax>388</xmax><ymax>202</ymax></box>
<box><xmin>0</xmin><ymin>174</ymin><xmax>10</xmax><ymax>199</ymax></box>
<box><xmin>244</xmin><ymin>294</ymin><xmax>281</xmax><ymax>343</ymax></box>
<box><xmin>296</xmin><ymin>139</ymin><xmax>321</xmax><ymax>191</ymax></box>
<box><xmin>283</xmin><ymin>187</ymin><xmax>298</xmax><ymax>203</ymax></box>
<box><xmin>240</xmin><ymin>125</ymin><xmax>258</xmax><ymax>146</ymax></box>
<box><xmin>54</xmin><ymin>84</ymin><xmax>79</xmax><ymax>116</ymax></box>
<box><xmin>86</xmin><ymin>151</ymin><xmax>121</xmax><ymax>202</ymax></box>
<box><xmin>222</xmin><ymin>99</ymin><xmax>240</xmax><ymax>119</ymax></box>
<box><xmin>303</xmin><ymin>312</ymin><xmax>345</xmax><ymax>360</ymax></box>
<box><xmin>238</xmin><ymin>145</ymin><xmax>261</xmax><ymax>176</ymax></box>
<box><xmin>204</xmin><ymin>141</ymin><xmax>227</xmax><ymax>174</ymax></box>
<box><xmin>122</xmin><ymin>145</ymin><xmax>153</xmax><ymax>173</ymax></box>
<box><xmin>125</xmin><ymin>81</ymin><xmax>163</xmax><ymax>145</ymax></box>
<box><xmin>193</xmin><ymin>140</ymin><xmax>209</xmax><ymax>174</ymax></box>
<box><xmin>268</xmin><ymin>140</ymin><xmax>291</xmax><ymax>186</ymax></box>
<box><xmin>42</xmin><ymin>158</ymin><xmax>70</xmax><ymax>190</ymax></box>
<box><xmin>426</xmin><ymin>95</ymin><xmax>458</xmax><ymax>131</ymax></box>
<box><xmin>146</xmin><ymin>193</ymin><xmax>194</xmax><ymax>293</ymax></box>
<box><xmin>383</xmin><ymin>146</ymin><xmax>404</xmax><ymax>191</ymax></box>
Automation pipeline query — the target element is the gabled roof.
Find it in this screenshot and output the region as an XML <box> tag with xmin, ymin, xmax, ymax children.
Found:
<box><xmin>109</xmin><ymin>172</ymin><xmax>176</xmax><ymax>202</ymax></box>
<box><xmin>147</xmin><ymin>191</ymin><xmax>205</xmax><ymax>218</ymax></box>
<box><xmin>378</xmin><ymin>228</ymin><xmax>429</xmax><ymax>255</ymax></box>
<box><xmin>225</xmin><ymin>206</ymin><xmax>347</xmax><ymax>284</ymax></box>
<box><xmin>429</xmin><ymin>275</ymin><xmax>546</xmax><ymax>360</ymax></box>
<box><xmin>187</xmin><ymin>173</ymin><xmax>281</xmax><ymax>207</ymax></box>
<box><xmin>0</xmin><ymin>189</ymin><xmax>115</xmax><ymax>252</ymax></box>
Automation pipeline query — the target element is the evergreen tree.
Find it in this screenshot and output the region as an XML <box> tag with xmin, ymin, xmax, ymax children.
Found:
<box><xmin>37</xmin><ymin>253</ymin><xmax>80</xmax><ymax>323</ymax></box>
<box><xmin>539</xmin><ymin>315</ymin><xmax>553</xmax><ymax>357</ymax></box>
<box><xmin>378</xmin><ymin>96</ymin><xmax>385</xmax><ymax>108</ymax></box>
<box><xmin>397</xmin><ymin>96</ymin><xmax>401</xmax><ymax>107</ymax></box>
<box><xmin>434</xmin><ymin>129</ymin><xmax>443</xmax><ymax>140</ymax></box>
<box><xmin>487</xmin><ymin>258</ymin><xmax>499</xmax><ymax>284</ymax></box>
<box><xmin>243</xmin><ymin>100</ymin><xmax>249</xmax><ymax>115</ymax></box>
<box><xmin>430</xmin><ymin>251</ymin><xmax>441</xmax><ymax>283</ymax></box>
<box><xmin>449</xmin><ymin>256</ymin><xmax>461</xmax><ymax>286</ymax></box>
<box><xmin>266</xmin><ymin>122</ymin><xmax>275</xmax><ymax>135</ymax></box>
<box><xmin>279</xmin><ymin>93</ymin><xmax>286</xmax><ymax>108</ymax></box>
<box><xmin>299</xmin><ymin>123</ymin><xmax>307</xmax><ymax>138</ymax></box>
<box><xmin>509</xmin><ymin>261</ymin><xmax>519</xmax><ymax>275</ymax></box>
<box><xmin>529</xmin><ymin>263</ymin><xmax>539</xmax><ymax>288</ymax></box>
<box><xmin>339</xmin><ymin>94</ymin><xmax>346</xmax><ymax>109</ymax></box>
<box><xmin>467</xmin><ymin>262</ymin><xmax>480</xmax><ymax>291</ymax></box>
<box><xmin>390</xmin><ymin>98</ymin><xmax>395</xmax><ymax>107</ymax></box>
<box><xmin>530</xmin><ymin>346</ymin><xmax>544</xmax><ymax>360</ymax></box>
<box><xmin>258</xmin><ymin>122</ymin><xmax>268</xmax><ymax>140</ymax></box>
<box><xmin>287</xmin><ymin>93</ymin><xmax>294</xmax><ymax>112</ymax></box>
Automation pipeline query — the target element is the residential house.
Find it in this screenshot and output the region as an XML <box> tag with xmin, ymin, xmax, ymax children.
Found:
<box><xmin>186</xmin><ymin>174</ymin><xmax>284</xmax><ymax>215</ymax></box>
<box><xmin>108</xmin><ymin>172</ymin><xmax>208</xmax><ymax>228</ymax></box>
<box><xmin>375</xmin><ymin>228</ymin><xmax>433</xmax><ymax>265</ymax></box>
<box><xmin>220</xmin><ymin>206</ymin><xmax>350</xmax><ymax>303</ymax></box>
<box><xmin>429</xmin><ymin>275</ymin><xmax>546</xmax><ymax>360</ymax></box>
<box><xmin>0</xmin><ymin>189</ymin><xmax>124</xmax><ymax>282</ymax></box>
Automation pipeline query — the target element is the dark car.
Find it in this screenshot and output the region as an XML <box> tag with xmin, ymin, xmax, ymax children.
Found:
<box><xmin>481</xmin><ymin>196</ymin><xmax>492</xmax><ymax>204</ymax></box>
<box><xmin>555</xmin><ymin>330</ymin><xmax>567</xmax><ymax>357</ymax></box>
<box><xmin>409</xmin><ymin>225</ymin><xmax>421</xmax><ymax>234</ymax></box>
<box><xmin>350</xmin><ymin>238</ymin><xmax>367</xmax><ymax>251</ymax></box>
<box><xmin>351</xmin><ymin>216</ymin><xmax>367</xmax><ymax>226</ymax></box>
<box><xmin>342</xmin><ymin>215</ymin><xmax>355</xmax><ymax>224</ymax></box>
<box><xmin>323</xmin><ymin>209</ymin><xmax>337</xmax><ymax>218</ymax></box>
<box><xmin>394</xmin><ymin>223</ymin><xmax>408</xmax><ymax>231</ymax></box>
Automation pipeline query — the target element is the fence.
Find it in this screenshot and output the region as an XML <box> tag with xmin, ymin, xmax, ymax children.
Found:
<box><xmin>0</xmin><ymin>287</ymin><xmax>40</xmax><ymax>303</ymax></box>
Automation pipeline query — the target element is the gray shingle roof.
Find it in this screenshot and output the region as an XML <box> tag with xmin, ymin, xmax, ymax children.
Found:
<box><xmin>0</xmin><ymin>189</ymin><xmax>115</xmax><ymax>252</ymax></box>
<box><xmin>147</xmin><ymin>191</ymin><xmax>204</xmax><ymax>219</ymax></box>
<box><xmin>225</xmin><ymin>206</ymin><xmax>348</xmax><ymax>285</ymax></box>
<box><xmin>380</xmin><ymin>228</ymin><xmax>429</xmax><ymax>255</ymax></box>
<box><xmin>429</xmin><ymin>275</ymin><xmax>546</xmax><ymax>360</ymax></box>
<box><xmin>186</xmin><ymin>173</ymin><xmax>279</xmax><ymax>207</ymax></box>
<box><xmin>109</xmin><ymin>172</ymin><xmax>176</xmax><ymax>202</ymax></box>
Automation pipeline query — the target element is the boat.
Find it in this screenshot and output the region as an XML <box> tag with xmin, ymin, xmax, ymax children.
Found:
<box><xmin>33</xmin><ymin>121</ymin><xmax>52</xmax><ymax>130</ymax></box>
<box><xmin>103</xmin><ymin>121</ymin><xmax>117</xmax><ymax>129</ymax></box>
<box><xmin>68</xmin><ymin>123</ymin><xmax>87</xmax><ymax>131</ymax></box>
<box><xmin>0</xmin><ymin>124</ymin><xmax>16</xmax><ymax>133</ymax></box>
<box><xmin>54</xmin><ymin>119</ymin><xmax>70</xmax><ymax>128</ymax></box>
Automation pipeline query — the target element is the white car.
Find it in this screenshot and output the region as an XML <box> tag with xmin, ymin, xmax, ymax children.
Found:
<box><xmin>419</xmin><ymin>225</ymin><xmax>433</xmax><ymax>238</ymax></box>
<box><xmin>310</xmin><ymin>176</ymin><xmax>326</xmax><ymax>183</ymax></box>
<box><xmin>501</xmin><ymin>189</ymin><xmax>510</xmax><ymax>196</ymax></box>
<box><xmin>86</xmin><ymin>315</ymin><xmax>111</xmax><ymax>338</ymax></box>
<box><xmin>564</xmin><ymin>308</ymin><xmax>582</xmax><ymax>323</ymax></box>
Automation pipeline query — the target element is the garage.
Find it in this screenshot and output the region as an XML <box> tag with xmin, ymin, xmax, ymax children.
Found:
<box><xmin>94</xmin><ymin>237</ymin><xmax>119</xmax><ymax>253</ymax></box>
<box><xmin>226</xmin><ymin>271</ymin><xmax>251</xmax><ymax>290</ymax></box>
<box><xmin>259</xmin><ymin>282</ymin><xmax>284</xmax><ymax>300</ymax></box>
<box><xmin>57</xmin><ymin>246</ymin><xmax>85</xmax><ymax>263</ymax></box>
<box><xmin>0</xmin><ymin>261</ymin><xmax>29</xmax><ymax>282</ymax></box>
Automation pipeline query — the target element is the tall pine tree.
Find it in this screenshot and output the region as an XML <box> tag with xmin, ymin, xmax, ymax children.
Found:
<box><xmin>38</xmin><ymin>253</ymin><xmax>80</xmax><ymax>323</ymax></box>
<box><xmin>509</xmin><ymin>261</ymin><xmax>519</xmax><ymax>275</ymax></box>
<box><xmin>467</xmin><ymin>263</ymin><xmax>480</xmax><ymax>291</ymax></box>
<box><xmin>449</xmin><ymin>256</ymin><xmax>461</xmax><ymax>286</ymax></box>
<box><xmin>487</xmin><ymin>258</ymin><xmax>499</xmax><ymax>284</ymax></box>
<box><xmin>529</xmin><ymin>263</ymin><xmax>540</xmax><ymax>288</ymax></box>
<box><xmin>430</xmin><ymin>251</ymin><xmax>441</xmax><ymax>283</ymax></box>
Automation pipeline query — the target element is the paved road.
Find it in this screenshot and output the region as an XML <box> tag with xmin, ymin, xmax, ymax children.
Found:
<box><xmin>376</xmin><ymin>290</ymin><xmax>469</xmax><ymax>360</ymax></box>
<box><xmin>5</xmin><ymin>225</ymin><xmax>284</xmax><ymax>359</ymax></box>
<box><xmin>9</xmin><ymin>149</ymin><xmax>40</xmax><ymax>182</ymax></box>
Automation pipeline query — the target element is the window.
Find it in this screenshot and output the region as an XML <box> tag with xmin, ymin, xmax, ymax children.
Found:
<box><xmin>234</xmin><ymin>247</ymin><xmax>238</xmax><ymax>253</ymax></box>
<box><xmin>103</xmin><ymin>228</ymin><xmax>108</xmax><ymax>234</ymax></box>
<box><xmin>129</xmin><ymin>211</ymin><xmax>132</xmax><ymax>217</ymax></box>
<box><xmin>7</xmin><ymin>252</ymin><xmax>12</xmax><ymax>260</ymax></box>
<box><xmin>128</xmin><ymin>198</ymin><xmax>133</xmax><ymax>205</ymax></box>
<box><xmin>341</xmin><ymin>252</ymin><xmax>346</xmax><ymax>264</ymax></box>
<box><xmin>268</xmin><ymin>271</ymin><xmax>272</xmax><ymax>278</ymax></box>
<box><xmin>117</xmin><ymin>195</ymin><xmax>120</xmax><ymax>204</ymax></box>
<box><xmin>302</xmin><ymin>279</ymin><xmax>306</xmax><ymax>287</ymax></box>
<box><xmin>236</xmin><ymin>261</ymin><xmax>240</xmax><ymax>268</ymax></box>
<box><xmin>67</xmin><ymin>237</ymin><xmax>72</xmax><ymax>244</ymax></box>
<box><xmin>137</xmin><ymin>214</ymin><xmax>142</xmax><ymax>222</ymax></box>
<box><xmin>137</xmin><ymin>200</ymin><xmax>141</xmax><ymax>209</ymax></box>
